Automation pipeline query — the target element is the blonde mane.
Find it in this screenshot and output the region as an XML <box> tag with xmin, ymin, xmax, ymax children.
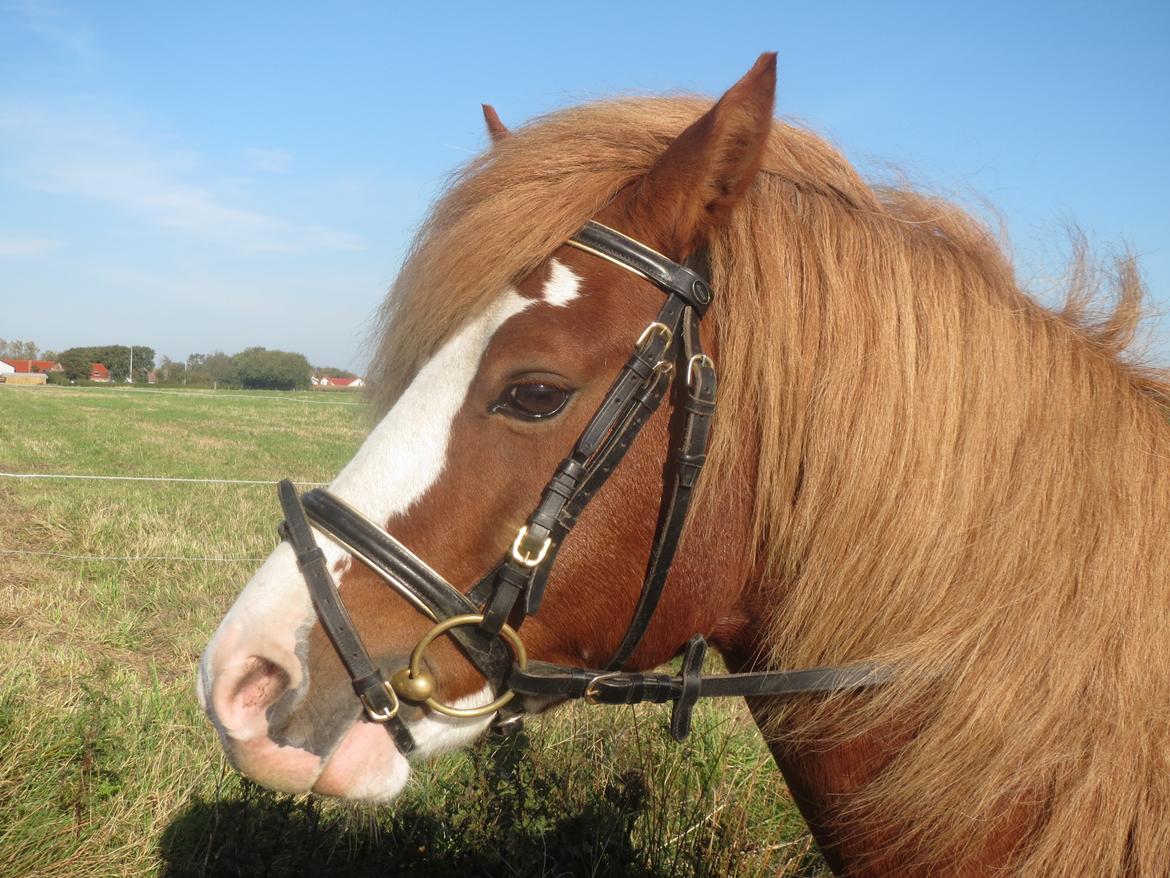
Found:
<box><xmin>371</xmin><ymin>96</ymin><xmax>1170</xmax><ymax>875</ymax></box>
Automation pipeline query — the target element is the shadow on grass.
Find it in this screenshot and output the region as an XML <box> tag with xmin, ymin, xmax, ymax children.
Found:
<box><xmin>158</xmin><ymin>731</ymin><xmax>827</xmax><ymax>878</ymax></box>
<box><xmin>158</xmin><ymin>732</ymin><xmax>647</xmax><ymax>878</ymax></box>
<box><xmin>159</xmin><ymin>780</ymin><xmax>651</xmax><ymax>878</ymax></box>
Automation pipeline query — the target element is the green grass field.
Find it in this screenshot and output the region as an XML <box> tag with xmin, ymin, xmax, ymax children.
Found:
<box><xmin>0</xmin><ymin>384</ymin><xmax>828</xmax><ymax>877</ymax></box>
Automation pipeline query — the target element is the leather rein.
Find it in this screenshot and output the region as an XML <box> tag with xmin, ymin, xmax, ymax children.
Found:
<box><xmin>277</xmin><ymin>220</ymin><xmax>891</xmax><ymax>754</ymax></box>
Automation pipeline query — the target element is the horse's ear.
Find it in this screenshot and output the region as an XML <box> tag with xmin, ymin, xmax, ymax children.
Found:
<box><xmin>482</xmin><ymin>104</ymin><xmax>509</xmax><ymax>142</ymax></box>
<box><xmin>629</xmin><ymin>52</ymin><xmax>776</xmax><ymax>258</ymax></box>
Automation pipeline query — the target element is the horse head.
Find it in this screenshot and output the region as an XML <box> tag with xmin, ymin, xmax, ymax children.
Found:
<box><xmin>199</xmin><ymin>54</ymin><xmax>776</xmax><ymax>802</ymax></box>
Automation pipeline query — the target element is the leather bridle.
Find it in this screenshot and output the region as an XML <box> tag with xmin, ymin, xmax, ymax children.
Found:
<box><xmin>277</xmin><ymin>220</ymin><xmax>890</xmax><ymax>755</ymax></box>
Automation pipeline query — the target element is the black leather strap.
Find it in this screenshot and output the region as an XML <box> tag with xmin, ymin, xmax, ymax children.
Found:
<box><xmin>277</xmin><ymin>480</ymin><xmax>416</xmax><ymax>753</ymax></box>
<box><xmin>604</xmin><ymin>308</ymin><xmax>716</xmax><ymax>670</ymax></box>
<box><xmin>670</xmin><ymin>635</ymin><xmax>707</xmax><ymax>741</ymax></box>
<box><xmin>507</xmin><ymin>641</ymin><xmax>893</xmax><ymax>740</ymax></box>
<box><xmin>567</xmin><ymin>221</ymin><xmax>713</xmax><ymax>317</ymax></box>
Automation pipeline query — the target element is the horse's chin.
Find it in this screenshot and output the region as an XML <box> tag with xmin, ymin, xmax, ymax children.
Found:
<box><xmin>222</xmin><ymin>687</ymin><xmax>498</xmax><ymax>802</ymax></box>
<box><xmin>215</xmin><ymin>715</ymin><xmax>409</xmax><ymax>803</ymax></box>
<box><xmin>311</xmin><ymin>720</ymin><xmax>412</xmax><ymax>802</ymax></box>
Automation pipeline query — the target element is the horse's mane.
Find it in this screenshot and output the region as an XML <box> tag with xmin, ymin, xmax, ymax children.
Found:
<box><xmin>370</xmin><ymin>97</ymin><xmax>1170</xmax><ymax>875</ymax></box>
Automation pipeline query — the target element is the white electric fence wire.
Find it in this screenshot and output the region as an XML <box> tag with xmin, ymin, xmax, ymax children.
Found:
<box><xmin>1</xmin><ymin>388</ymin><xmax>348</xmax><ymax>562</ymax></box>
<box><xmin>0</xmin><ymin>472</ymin><xmax>326</xmax><ymax>486</ymax></box>
<box><xmin>0</xmin><ymin>547</ymin><xmax>267</xmax><ymax>563</ymax></box>
<box><xmin>0</xmin><ymin>385</ymin><xmax>366</xmax><ymax>407</ymax></box>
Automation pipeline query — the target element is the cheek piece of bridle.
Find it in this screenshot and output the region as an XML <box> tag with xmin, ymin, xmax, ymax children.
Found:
<box><xmin>276</xmin><ymin>220</ymin><xmax>892</xmax><ymax>755</ymax></box>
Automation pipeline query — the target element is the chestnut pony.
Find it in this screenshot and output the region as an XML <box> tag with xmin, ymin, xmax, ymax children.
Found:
<box><xmin>199</xmin><ymin>55</ymin><xmax>1170</xmax><ymax>876</ymax></box>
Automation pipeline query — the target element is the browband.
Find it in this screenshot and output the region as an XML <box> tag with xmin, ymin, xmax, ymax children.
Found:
<box><xmin>566</xmin><ymin>222</ymin><xmax>713</xmax><ymax>316</ymax></box>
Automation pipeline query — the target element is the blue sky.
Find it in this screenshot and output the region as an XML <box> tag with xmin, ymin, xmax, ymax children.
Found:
<box><xmin>1</xmin><ymin>1</ymin><xmax>1167</xmax><ymax>371</ymax></box>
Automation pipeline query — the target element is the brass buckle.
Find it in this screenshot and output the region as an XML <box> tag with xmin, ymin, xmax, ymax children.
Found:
<box><xmin>687</xmin><ymin>354</ymin><xmax>715</xmax><ymax>392</ymax></box>
<box><xmin>583</xmin><ymin>672</ymin><xmax>623</xmax><ymax>705</ymax></box>
<box><xmin>360</xmin><ymin>680</ymin><xmax>401</xmax><ymax>723</ymax></box>
<box><xmin>390</xmin><ymin>614</ymin><xmax>528</xmax><ymax>719</ymax></box>
<box><xmin>636</xmin><ymin>322</ymin><xmax>673</xmax><ymax>353</ymax></box>
<box><xmin>510</xmin><ymin>525</ymin><xmax>552</xmax><ymax>568</ymax></box>
<box><xmin>648</xmin><ymin>359</ymin><xmax>675</xmax><ymax>394</ymax></box>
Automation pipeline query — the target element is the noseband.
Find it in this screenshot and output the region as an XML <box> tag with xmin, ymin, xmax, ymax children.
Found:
<box><xmin>277</xmin><ymin>220</ymin><xmax>890</xmax><ymax>754</ymax></box>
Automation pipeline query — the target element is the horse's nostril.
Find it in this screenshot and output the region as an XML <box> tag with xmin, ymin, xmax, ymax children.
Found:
<box><xmin>210</xmin><ymin>653</ymin><xmax>297</xmax><ymax>739</ymax></box>
<box><xmin>233</xmin><ymin>656</ymin><xmax>292</xmax><ymax>714</ymax></box>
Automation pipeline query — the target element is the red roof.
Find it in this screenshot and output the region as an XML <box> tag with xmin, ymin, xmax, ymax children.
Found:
<box><xmin>330</xmin><ymin>377</ymin><xmax>357</xmax><ymax>386</ymax></box>
<box><xmin>1</xmin><ymin>359</ymin><xmax>61</xmax><ymax>373</ymax></box>
<box><xmin>90</xmin><ymin>363</ymin><xmax>110</xmax><ymax>380</ymax></box>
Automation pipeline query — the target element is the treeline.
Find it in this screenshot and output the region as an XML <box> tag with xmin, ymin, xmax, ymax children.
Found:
<box><xmin>156</xmin><ymin>347</ymin><xmax>313</xmax><ymax>391</ymax></box>
<box><xmin>5</xmin><ymin>337</ymin><xmax>344</xmax><ymax>392</ymax></box>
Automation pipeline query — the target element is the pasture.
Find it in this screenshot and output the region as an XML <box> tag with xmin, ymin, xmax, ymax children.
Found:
<box><xmin>0</xmin><ymin>385</ymin><xmax>826</xmax><ymax>877</ymax></box>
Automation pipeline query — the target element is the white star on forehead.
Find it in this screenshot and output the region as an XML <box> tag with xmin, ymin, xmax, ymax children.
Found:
<box><xmin>542</xmin><ymin>259</ymin><xmax>581</xmax><ymax>307</ymax></box>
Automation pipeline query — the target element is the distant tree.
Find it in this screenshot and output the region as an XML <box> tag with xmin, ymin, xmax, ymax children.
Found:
<box><xmin>202</xmin><ymin>351</ymin><xmax>235</xmax><ymax>385</ymax></box>
<box><xmin>157</xmin><ymin>356</ymin><xmax>187</xmax><ymax>384</ymax></box>
<box><xmin>185</xmin><ymin>351</ymin><xmax>235</xmax><ymax>386</ymax></box>
<box><xmin>41</xmin><ymin>349</ymin><xmax>58</xmax><ymax>361</ymax></box>
<box><xmin>57</xmin><ymin>349</ymin><xmax>91</xmax><ymax>382</ymax></box>
<box><xmin>232</xmin><ymin>347</ymin><xmax>311</xmax><ymax>390</ymax></box>
<box><xmin>0</xmin><ymin>339</ymin><xmax>39</xmax><ymax>359</ymax></box>
<box><xmin>313</xmin><ymin>366</ymin><xmax>358</xmax><ymax>379</ymax></box>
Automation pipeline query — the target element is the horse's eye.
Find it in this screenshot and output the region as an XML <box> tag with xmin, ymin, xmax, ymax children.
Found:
<box><xmin>492</xmin><ymin>382</ymin><xmax>571</xmax><ymax>421</ymax></box>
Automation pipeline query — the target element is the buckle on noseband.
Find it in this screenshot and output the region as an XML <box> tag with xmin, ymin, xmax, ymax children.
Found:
<box><xmin>360</xmin><ymin>680</ymin><xmax>401</xmax><ymax>723</ymax></box>
<box><xmin>391</xmin><ymin>614</ymin><xmax>528</xmax><ymax>718</ymax></box>
<box><xmin>511</xmin><ymin>525</ymin><xmax>552</xmax><ymax>568</ymax></box>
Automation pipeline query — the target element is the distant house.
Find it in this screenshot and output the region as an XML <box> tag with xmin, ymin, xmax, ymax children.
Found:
<box><xmin>313</xmin><ymin>375</ymin><xmax>364</xmax><ymax>389</ymax></box>
<box><xmin>90</xmin><ymin>363</ymin><xmax>111</xmax><ymax>382</ymax></box>
<box><xmin>146</xmin><ymin>371</ymin><xmax>158</xmax><ymax>384</ymax></box>
<box><xmin>0</xmin><ymin>358</ymin><xmax>62</xmax><ymax>374</ymax></box>
<box><xmin>0</xmin><ymin>359</ymin><xmax>59</xmax><ymax>385</ymax></box>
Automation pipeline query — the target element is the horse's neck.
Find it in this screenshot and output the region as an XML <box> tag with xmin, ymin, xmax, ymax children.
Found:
<box><xmin>740</xmin><ymin>694</ymin><xmax>1031</xmax><ymax>877</ymax></box>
